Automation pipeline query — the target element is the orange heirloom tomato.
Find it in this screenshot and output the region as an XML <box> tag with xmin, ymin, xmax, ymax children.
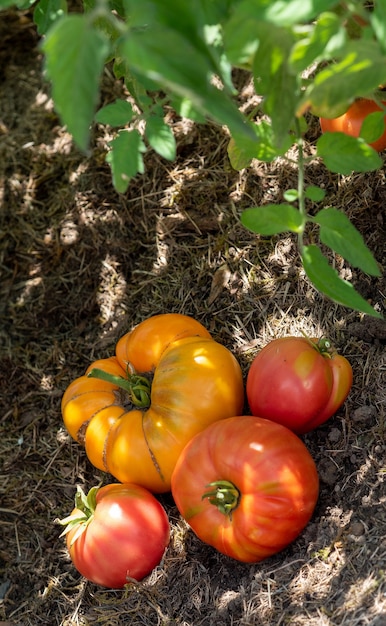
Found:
<box><xmin>171</xmin><ymin>416</ymin><xmax>319</xmax><ymax>563</ymax></box>
<box><xmin>320</xmin><ymin>98</ymin><xmax>386</xmax><ymax>151</ymax></box>
<box><xmin>61</xmin><ymin>313</ymin><xmax>244</xmax><ymax>493</ymax></box>
<box><xmin>246</xmin><ymin>337</ymin><xmax>353</xmax><ymax>434</ymax></box>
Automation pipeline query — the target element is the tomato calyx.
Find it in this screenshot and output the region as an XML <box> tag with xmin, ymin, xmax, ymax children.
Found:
<box><xmin>202</xmin><ymin>480</ymin><xmax>240</xmax><ymax>517</ymax></box>
<box><xmin>316</xmin><ymin>337</ymin><xmax>334</xmax><ymax>356</ymax></box>
<box><xmin>311</xmin><ymin>336</ymin><xmax>337</xmax><ymax>360</ymax></box>
<box><xmin>56</xmin><ymin>485</ymin><xmax>99</xmax><ymax>546</ymax></box>
<box><xmin>300</xmin><ymin>331</ymin><xmax>335</xmax><ymax>359</ymax></box>
<box><xmin>87</xmin><ymin>366</ymin><xmax>151</xmax><ymax>408</ymax></box>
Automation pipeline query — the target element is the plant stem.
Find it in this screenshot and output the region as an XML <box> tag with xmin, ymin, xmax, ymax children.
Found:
<box><xmin>295</xmin><ymin>118</ymin><xmax>307</xmax><ymax>254</ymax></box>
<box><xmin>87</xmin><ymin>367</ymin><xmax>151</xmax><ymax>408</ymax></box>
<box><xmin>88</xmin><ymin>0</ymin><xmax>127</xmax><ymax>35</ymax></box>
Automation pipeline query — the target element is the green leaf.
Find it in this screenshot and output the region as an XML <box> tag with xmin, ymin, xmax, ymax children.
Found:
<box><xmin>359</xmin><ymin>111</ymin><xmax>386</xmax><ymax>144</ymax></box>
<box><xmin>225</xmin><ymin>0</ymin><xmax>339</xmax><ymax>29</ymax></box>
<box><xmin>300</xmin><ymin>39</ymin><xmax>386</xmax><ymax>118</ymax></box>
<box><xmin>119</xmin><ymin>69</ymin><xmax>154</xmax><ymax>109</ymax></box>
<box><xmin>95</xmin><ymin>99</ymin><xmax>133</xmax><ymax>126</ymax></box>
<box><xmin>0</xmin><ymin>0</ymin><xmax>34</xmax><ymax>7</ymax></box>
<box><xmin>313</xmin><ymin>207</ymin><xmax>380</xmax><ymax>276</ymax></box>
<box><xmin>109</xmin><ymin>0</ymin><xmax>125</xmax><ymax>18</ymax></box>
<box><xmin>92</xmin><ymin>14</ymin><xmax>123</xmax><ymax>47</ymax></box>
<box><xmin>252</xmin><ymin>26</ymin><xmax>299</xmax><ymax>145</ymax></box>
<box><xmin>33</xmin><ymin>0</ymin><xmax>67</xmax><ymax>35</ymax></box>
<box><xmin>145</xmin><ymin>115</ymin><xmax>176</xmax><ymax>161</ymax></box>
<box><xmin>120</xmin><ymin>0</ymin><xmax>156</xmax><ymax>26</ymax></box>
<box><xmin>290</xmin><ymin>12</ymin><xmax>346</xmax><ymax>73</ymax></box>
<box><xmin>171</xmin><ymin>95</ymin><xmax>207</xmax><ymax>123</ymax></box>
<box><xmin>122</xmin><ymin>0</ymin><xmax>234</xmax><ymax>87</ymax></box>
<box><xmin>223</xmin><ymin>14</ymin><xmax>261</xmax><ymax>67</ymax></box>
<box><xmin>241</xmin><ymin>204</ymin><xmax>304</xmax><ymax>235</ymax></box>
<box><xmin>42</xmin><ymin>15</ymin><xmax>110</xmax><ymax>151</ymax></box>
<box><xmin>119</xmin><ymin>26</ymin><xmax>253</xmax><ymax>142</ymax></box>
<box><xmin>228</xmin><ymin>120</ymin><xmax>293</xmax><ymax>169</ymax></box>
<box><xmin>262</xmin><ymin>0</ymin><xmax>340</xmax><ymax>26</ymax></box>
<box><xmin>371</xmin><ymin>1</ymin><xmax>386</xmax><ymax>54</ymax></box>
<box><xmin>227</xmin><ymin>135</ymin><xmax>255</xmax><ymax>170</ymax></box>
<box><xmin>305</xmin><ymin>186</ymin><xmax>326</xmax><ymax>202</ymax></box>
<box><xmin>106</xmin><ymin>129</ymin><xmax>146</xmax><ymax>193</ymax></box>
<box><xmin>82</xmin><ymin>0</ymin><xmax>96</xmax><ymax>11</ymax></box>
<box><xmin>283</xmin><ymin>189</ymin><xmax>298</xmax><ymax>202</ymax></box>
<box><xmin>316</xmin><ymin>132</ymin><xmax>382</xmax><ymax>174</ymax></box>
<box><xmin>302</xmin><ymin>245</ymin><xmax>382</xmax><ymax>317</ymax></box>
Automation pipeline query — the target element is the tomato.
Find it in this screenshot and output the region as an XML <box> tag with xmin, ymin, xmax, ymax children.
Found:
<box><xmin>62</xmin><ymin>313</ymin><xmax>244</xmax><ymax>493</ymax></box>
<box><xmin>171</xmin><ymin>415</ymin><xmax>319</xmax><ymax>563</ymax></box>
<box><xmin>59</xmin><ymin>483</ymin><xmax>170</xmax><ymax>588</ymax></box>
<box><xmin>320</xmin><ymin>98</ymin><xmax>386</xmax><ymax>151</ymax></box>
<box><xmin>246</xmin><ymin>337</ymin><xmax>353</xmax><ymax>434</ymax></box>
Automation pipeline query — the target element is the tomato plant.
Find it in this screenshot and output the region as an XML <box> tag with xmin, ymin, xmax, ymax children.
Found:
<box><xmin>246</xmin><ymin>337</ymin><xmax>353</xmax><ymax>434</ymax></box>
<box><xmin>320</xmin><ymin>98</ymin><xmax>386</xmax><ymax>151</ymax></box>
<box><xmin>61</xmin><ymin>313</ymin><xmax>244</xmax><ymax>493</ymax></box>
<box><xmin>171</xmin><ymin>415</ymin><xmax>319</xmax><ymax>563</ymax></box>
<box><xmin>58</xmin><ymin>483</ymin><xmax>170</xmax><ymax>588</ymax></box>
<box><xmin>2</xmin><ymin>1</ymin><xmax>384</xmax><ymax>317</ymax></box>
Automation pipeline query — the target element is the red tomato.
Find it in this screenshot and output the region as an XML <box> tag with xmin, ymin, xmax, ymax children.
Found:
<box><xmin>320</xmin><ymin>98</ymin><xmax>386</xmax><ymax>151</ymax></box>
<box><xmin>246</xmin><ymin>337</ymin><xmax>353</xmax><ymax>434</ymax></box>
<box><xmin>171</xmin><ymin>415</ymin><xmax>319</xmax><ymax>563</ymax></box>
<box><xmin>59</xmin><ymin>483</ymin><xmax>170</xmax><ymax>588</ymax></box>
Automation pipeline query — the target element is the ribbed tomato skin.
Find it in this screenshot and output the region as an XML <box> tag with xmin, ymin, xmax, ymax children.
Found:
<box><xmin>62</xmin><ymin>313</ymin><xmax>244</xmax><ymax>492</ymax></box>
<box><xmin>171</xmin><ymin>416</ymin><xmax>319</xmax><ymax>563</ymax></box>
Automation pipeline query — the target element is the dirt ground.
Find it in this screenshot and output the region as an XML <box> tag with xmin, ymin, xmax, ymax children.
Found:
<box><xmin>1</xmin><ymin>9</ymin><xmax>386</xmax><ymax>626</ymax></box>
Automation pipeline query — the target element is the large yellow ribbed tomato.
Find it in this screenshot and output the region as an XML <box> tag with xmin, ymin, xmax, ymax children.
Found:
<box><xmin>61</xmin><ymin>313</ymin><xmax>244</xmax><ymax>493</ymax></box>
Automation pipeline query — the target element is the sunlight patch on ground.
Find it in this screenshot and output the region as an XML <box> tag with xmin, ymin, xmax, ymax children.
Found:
<box><xmin>97</xmin><ymin>254</ymin><xmax>128</xmax><ymax>325</ymax></box>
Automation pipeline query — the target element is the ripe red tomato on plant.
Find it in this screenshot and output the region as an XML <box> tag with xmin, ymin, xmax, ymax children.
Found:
<box><xmin>246</xmin><ymin>336</ymin><xmax>353</xmax><ymax>434</ymax></box>
<box><xmin>58</xmin><ymin>483</ymin><xmax>170</xmax><ymax>588</ymax></box>
<box><xmin>61</xmin><ymin>313</ymin><xmax>244</xmax><ymax>493</ymax></box>
<box><xmin>320</xmin><ymin>98</ymin><xmax>386</xmax><ymax>151</ymax></box>
<box><xmin>171</xmin><ymin>415</ymin><xmax>319</xmax><ymax>563</ymax></box>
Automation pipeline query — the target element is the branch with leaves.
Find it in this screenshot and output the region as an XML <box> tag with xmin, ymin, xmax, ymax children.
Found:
<box><xmin>2</xmin><ymin>0</ymin><xmax>384</xmax><ymax>317</ymax></box>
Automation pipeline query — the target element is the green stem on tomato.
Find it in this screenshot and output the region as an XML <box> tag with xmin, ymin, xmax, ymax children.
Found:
<box><xmin>87</xmin><ymin>367</ymin><xmax>151</xmax><ymax>408</ymax></box>
<box><xmin>316</xmin><ymin>337</ymin><xmax>334</xmax><ymax>356</ymax></box>
<box><xmin>56</xmin><ymin>485</ymin><xmax>99</xmax><ymax>544</ymax></box>
<box><xmin>202</xmin><ymin>480</ymin><xmax>240</xmax><ymax>517</ymax></box>
<box><xmin>300</xmin><ymin>330</ymin><xmax>334</xmax><ymax>358</ymax></box>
